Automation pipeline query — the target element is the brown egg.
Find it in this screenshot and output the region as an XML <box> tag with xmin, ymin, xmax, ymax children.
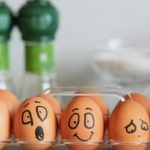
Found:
<box><xmin>0</xmin><ymin>89</ymin><xmax>19</xmax><ymax>116</ymax></box>
<box><xmin>124</xmin><ymin>92</ymin><xmax>150</xmax><ymax>115</ymax></box>
<box><xmin>13</xmin><ymin>96</ymin><xmax>57</xmax><ymax>150</ymax></box>
<box><xmin>60</xmin><ymin>97</ymin><xmax>104</xmax><ymax>150</ymax></box>
<box><xmin>109</xmin><ymin>99</ymin><xmax>150</xmax><ymax>150</ymax></box>
<box><xmin>0</xmin><ymin>100</ymin><xmax>10</xmax><ymax>149</ymax></box>
<box><xmin>39</xmin><ymin>93</ymin><xmax>62</xmax><ymax>124</ymax></box>
<box><xmin>76</xmin><ymin>92</ymin><xmax>109</xmax><ymax>126</ymax></box>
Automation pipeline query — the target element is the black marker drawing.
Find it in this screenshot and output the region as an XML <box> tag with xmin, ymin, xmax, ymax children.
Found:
<box><xmin>22</xmin><ymin>110</ymin><xmax>33</xmax><ymax>126</ymax></box>
<box><xmin>73</xmin><ymin>131</ymin><xmax>94</xmax><ymax>141</ymax></box>
<box><xmin>34</xmin><ymin>101</ymin><xmax>41</xmax><ymax>104</ymax></box>
<box><xmin>140</xmin><ymin>119</ymin><xmax>148</xmax><ymax>131</ymax></box>
<box><xmin>36</xmin><ymin>106</ymin><xmax>48</xmax><ymax>122</ymax></box>
<box><xmin>125</xmin><ymin>120</ymin><xmax>136</xmax><ymax>134</ymax></box>
<box><xmin>35</xmin><ymin>126</ymin><xmax>44</xmax><ymax>141</ymax></box>
<box><xmin>72</xmin><ymin>108</ymin><xmax>79</xmax><ymax>112</ymax></box>
<box><xmin>68</xmin><ymin>113</ymin><xmax>80</xmax><ymax>129</ymax></box>
<box><xmin>24</xmin><ymin>103</ymin><xmax>29</xmax><ymax>108</ymax></box>
<box><xmin>84</xmin><ymin>112</ymin><xmax>95</xmax><ymax>129</ymax></box>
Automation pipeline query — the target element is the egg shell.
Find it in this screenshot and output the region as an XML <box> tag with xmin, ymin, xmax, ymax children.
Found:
<box><xmin>108</xmin><ymin>99</ymin><xmax>150</xmax><ymax>143</ymax></box>
<box><xmin>39</xmin><ymin>94</ymin><xmax>62</xmax><ymax>124</ymax></box>
<box><xmin>60</xmin><ymin>97</ymin><xmax>104</xmax><ymax>150</ymax></box>
<box><xmin>0</xmin><ymin>100</ymin><xmax>10</xmax><ymax>149</ymax></box>
<box><xmin>124</xmin><ymin>93</ymin><xmax>150</xmax><ymax>115</ymax></box>
<box><xmin>13</xmin><ymin>96</ymin><xmax>57</xmax><ymax>150</ymax></box>
<box><xmin>0</xmin><ymin>89</ymin><xmax>19</xmax><ymax>116</ymax></box>
<box><xmin>76</xmin><ymin>91</ymin><xmax>109</xmax><ymax>126</ymax></box>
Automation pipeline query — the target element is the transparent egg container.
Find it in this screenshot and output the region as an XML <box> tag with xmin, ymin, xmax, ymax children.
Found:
<box><xmin>2</xmin><ymin>87</ymin><xmax>150</xmax><ymax>150</ymax></box>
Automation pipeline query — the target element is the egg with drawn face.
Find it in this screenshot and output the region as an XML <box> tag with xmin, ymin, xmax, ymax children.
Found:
<box><xmin>13</xmin><ymin>97</ymin><xmax>56</xmax><ymax>150</ymax></box>
<box><xmin>60</xmin><ymin>97</ymin><xmax>104</xmax><ymax>150</ymax></box>
<box><xmin>108</xmin><ymin>99</ymin><xmax>150</xmax><ymax>150</ymax></box>
<box><xmin>76</xmin><ymin>91</ymin><xmax>109</xmax><ymax>126</ymax></box>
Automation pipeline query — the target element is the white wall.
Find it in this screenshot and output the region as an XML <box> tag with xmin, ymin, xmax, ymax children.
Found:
<box><xmin>5</xmin><ymin>0</ymin><xmax>150</xmax><ymax>89</ymax></box>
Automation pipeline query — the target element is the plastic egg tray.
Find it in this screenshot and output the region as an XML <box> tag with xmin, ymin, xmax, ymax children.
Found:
<box><xmin>2</xmin><ymin>87</ymin><xmax>150</xmax><ymax>150</ymax></box>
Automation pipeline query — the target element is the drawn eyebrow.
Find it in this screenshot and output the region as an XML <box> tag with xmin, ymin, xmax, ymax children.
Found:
<box><xmin>85</xmin><ymin>108</ymin><xmax>93</xmax><ymax>111</ymax></box>
<box><xmin>24</xmin><ymin>103</ymin><xmax>29</xmax><ymax>108</ymax></box>
<box><xmin>72</xmin><ymin>108</ymin><xmax>79</xmax><ymax>112</ymax></box>
<box><xmin>34</xmin><ymin>101</ymin><xmax>41</xmax><ymax>103</ymax></box>
<box><xmin>139</xmin><ymin>119</ymin><xmax>147</xmax><ymax>123</ymax></box>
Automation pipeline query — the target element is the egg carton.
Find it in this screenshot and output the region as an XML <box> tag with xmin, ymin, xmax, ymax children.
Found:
<box><xmin>2</xmin><ymin>87</ymin><xmax>150</xmax><ymax>150</ymax></box>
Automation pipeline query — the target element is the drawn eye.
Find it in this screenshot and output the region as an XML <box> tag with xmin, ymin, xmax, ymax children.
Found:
<box><xmin>140</xmin><ymin>119</ymin><xmax>148</xmax><ymax>131</ymax></box>
<box><xmin>22</xmin><ymin>110</ymin><xmax>33</xmax><ymax>126</ymax></box>
<box><xmin>36</xmin><ymin>106</ymin><xmax>48</xmax><ymax>122</ymax></box>
<box><xmin>68</xmin><ymin>113</ymin><xmax>80</xmax><ymax>129</ymax></box>
<box><xmin>84</xmin><ymin>113</ymin><xmax>95</xmax><ymax>129</ymax></box>
<box><xmin>125</xmin><ymin>120</ymin><xmax>136</xmax><ymax>134</ymax></box>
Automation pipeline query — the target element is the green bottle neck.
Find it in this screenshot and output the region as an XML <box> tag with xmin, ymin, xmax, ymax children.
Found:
<box><xmin>0</xmin><ymin>42</ymin><xmax>9</xmax><ymax>71</ymax></box>
<box><xmin>25</xmin><ymin>42</ymin><xmax>55</xmax><ymax>74</ymax></box>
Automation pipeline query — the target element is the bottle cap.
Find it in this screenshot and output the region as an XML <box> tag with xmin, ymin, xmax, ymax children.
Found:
<box><xmin>16</xmin><ymin>0</ymin><xmax>59</xmax><ymax>42</ymax></box>
<box><xmin>0</xmin><ymin>1</ymin><xmax>14</xmax><ymax>41</ymax></box>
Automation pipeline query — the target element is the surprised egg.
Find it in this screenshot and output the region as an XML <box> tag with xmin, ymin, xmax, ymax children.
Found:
<box><xmin>13</xmin><ymin>96</ymin><xmax>57</xmax><ymax>150</ymax></box>
<box><xmin>60</xmin><ymin>97</ymin><xmax>104</xmax><ymax>150</ymax></box>
<box><xmin>39</xmin><ymin>93</ymin><xmax>62</xmax><ymax>124</ymax></box>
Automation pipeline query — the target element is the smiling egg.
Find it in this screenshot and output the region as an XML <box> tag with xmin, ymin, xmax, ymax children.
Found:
<box><xmin>108</xmin><ymin>99</ymin><xmax>150</xmax><ymax>150</ymax></box>
<box><xmin>60</xmin><ymin>97</ymin><xmax>104</xmax><ymax>150</ymax></box>
<box><xmin>13</xmin><ymin>96</ymin><xmax>56</xmax><ymax>150</ymax></box>
<box><xmin>76</xmin><ymin>92</ymin><xmax>109</xmax><ymax>126</ymax></box>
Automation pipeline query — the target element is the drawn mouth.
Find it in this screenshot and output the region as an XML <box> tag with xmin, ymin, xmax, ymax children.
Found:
<box><xmin>73</xmin><ymin>131</ymin><xmax>94</xmax><ymax>142</ymax></box>
<box><xmin>35</xmin><ymin>126</ymin><xmax>44</xmax><ymax>141</ymax></box>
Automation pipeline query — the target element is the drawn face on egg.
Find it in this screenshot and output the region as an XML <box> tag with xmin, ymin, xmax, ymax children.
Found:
<box><xmin>60</xmin><ymin>97</ymin><xmax>104</xmax><ymax>143</ymax></box>
<box><xmin>22</xmin><ymin>101</ymin><xmax>48</xmax><ymax>141</ymax></box>
<box><xmin>14</xmin><ymin>97</ymin><xmax>56</xmax><ymax>145</ymax></box>
<box><xmin>109</xmin><ymin>100</ymin><xmax>150</xmax><ymax>143</ymax></box>
<box><xmin>124</xmin><ymin>119</ymin><xmax>148</xmax><ymax>138</ymax></box>
<box><xmin>68</xmin><ymin>107</ymin><xmax>95</xmax><ymax>141</ymax></box>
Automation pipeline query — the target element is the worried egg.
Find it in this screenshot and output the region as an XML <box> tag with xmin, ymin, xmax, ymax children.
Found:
<box><xmin>13</xmin><ymin>96</ymin><xmax>57</xmax><ymax>150</ymax></box>
<box><xmin>124</xmin><ymin>92</ymin><xmax>150</xmax><ymax>115</ymax></box>
<box><xmin>0</xmin><ymin>101</ymin><xmax>10</xmax><ymax>149</ymax></box>
<box><xmin>108</xmin><ymin>99</ymin><xmax>150</xmax><ymax>150</ymax></box>
<box><xmin>76</xmin><ymin>92</ymin><xmax>109</xmax><ymax>126</ymax></box>
<box><xmin>60</xmin><ymin>97</ymin><xmax>104</xmax><ymax>150</ymax></box>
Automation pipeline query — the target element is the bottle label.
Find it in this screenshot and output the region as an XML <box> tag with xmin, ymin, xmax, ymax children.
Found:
<box><xmin>0</xmin><ymin>42</ymin><xmax>9</xmax><ymax>70</ymax></box>
<box><xmin>25</xmin><ymin>42</ymin><xmax>54</xmax><ymax>74</ymax></box>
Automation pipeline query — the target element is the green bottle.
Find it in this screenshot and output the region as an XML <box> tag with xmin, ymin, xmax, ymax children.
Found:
<box><xmin>16</xmin><ymin>0</ymin><xmax>59</xmax><ymax>99</ymax></box>
<box><xmin>0</xmin><ymin>1</ymin><xmax>14</xmax><ymax>90</ymax></box>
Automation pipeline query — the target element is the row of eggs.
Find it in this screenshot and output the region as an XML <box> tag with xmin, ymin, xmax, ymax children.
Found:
<box><xmin>0</xmin><ymin>90</ymin><xmax>149</xmax><ymax>150</ymax></box>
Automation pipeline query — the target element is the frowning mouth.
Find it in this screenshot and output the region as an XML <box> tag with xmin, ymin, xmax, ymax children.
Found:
<box><xmin>73</xmin><ymin>131</ymin><xmax>94</xmax><ymax>142</ymax></box>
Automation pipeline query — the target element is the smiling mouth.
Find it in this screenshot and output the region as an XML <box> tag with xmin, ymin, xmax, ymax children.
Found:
<box><xmin>73</xmin><ymin>131</ymin><xmax>94</xmax><ymax>142</ymax></box>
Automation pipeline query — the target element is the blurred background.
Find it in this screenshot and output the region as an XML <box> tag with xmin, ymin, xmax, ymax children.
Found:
<box><xmin>4</xmin><ymin>0</ymin><xmax>150</xmax><ymax>96</ymax></box>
